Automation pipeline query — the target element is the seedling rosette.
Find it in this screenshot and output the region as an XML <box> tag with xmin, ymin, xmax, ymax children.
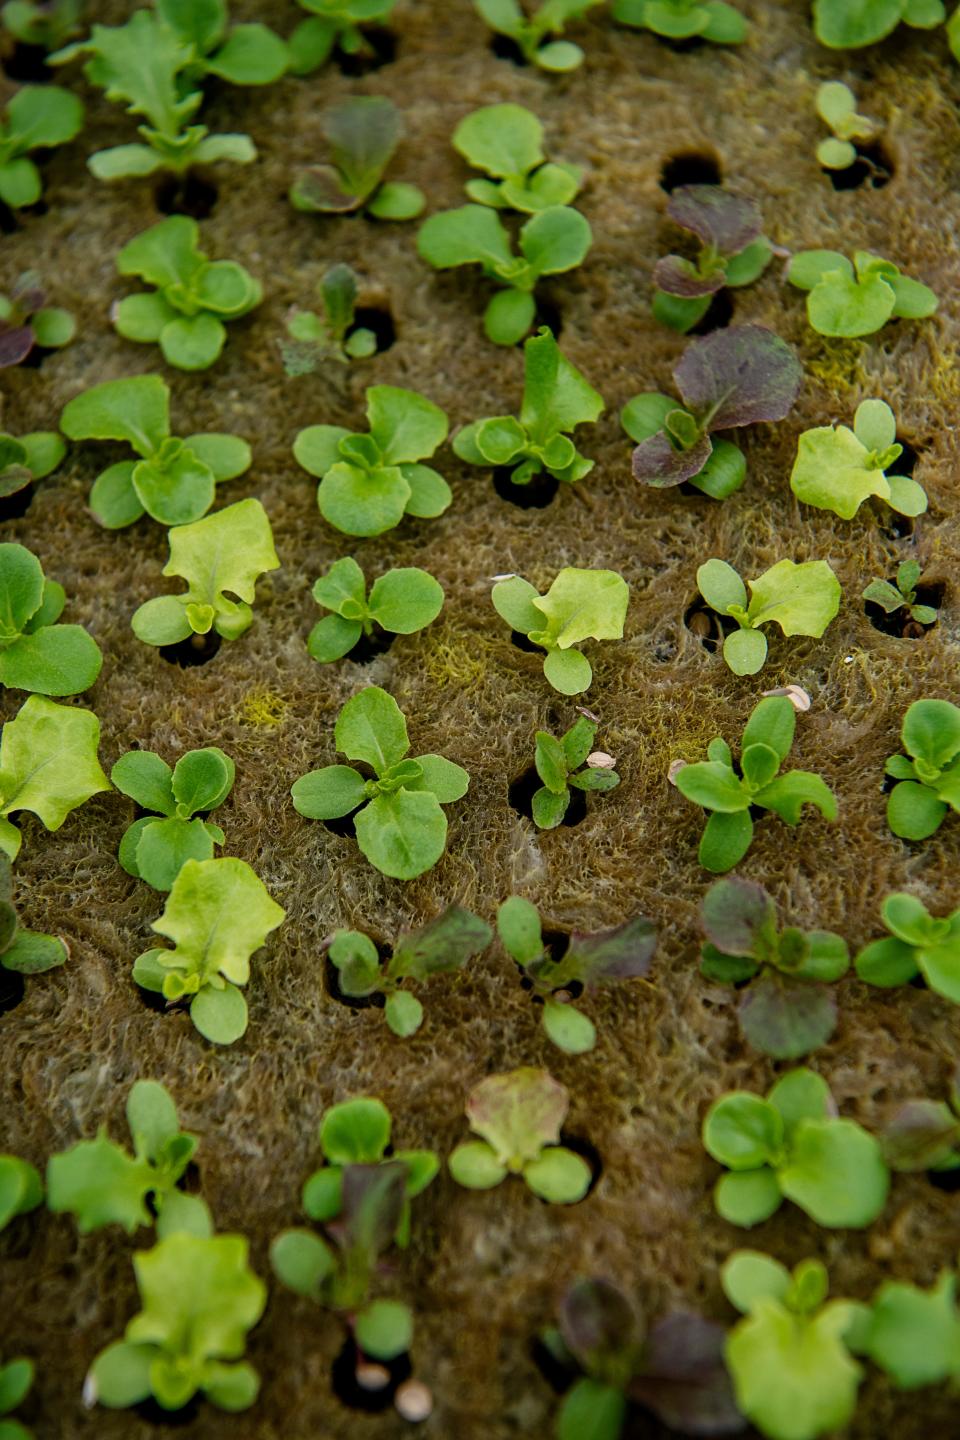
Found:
<box><xmin>473</xmin><ymin>0</ymin><xmax>603</xmax><ymax>70</ymax></box>
<box><xmin>492</xmin><ymin>567</ymin><xmax>629</xmax><ymax>695</ymax></box>
<box><xmin>652</xmin><ymin>185</ymin><xmax>771</xmax><ymax>333</ymax></box>
<box><xmin>856</xmin><ymin>891</ymin><xmax>960</xmax><ymax>1003</ymax></box>
<box><xmin>452</xmin><ymin>103</ymin><xmax>582</xmax><ymax>213</ymax></box>
<box><xmin>882</xmin><ymin>698</ymin><xmax>960</xmax><ymax>840</ymax></box>
<box><xmin>0</xmin><ymin>543</ymin><xmax>102</xmax><ymax>696</ymax></box>
<box><xmin>786</xmin><ymin>249</ymin><xmax>937</xmax><ymax>338</ymax></box>
<box><xmin>695</xmin><ymin>557</ymin><xmax>841</xmax><ymax>676</ymax></box>
<box><xmin>307</xmin><ymin>558</ymin><xmax>444</xmax><ymax>664</ymax></box>
<box><xmin>290</xmin><ymin>96</ymin><xmax>424</xmax><ymax>221</ymax></box>
<box><xmin>790</xmin><ymin>399</ymin><xmax>926</xmax><ymax>520</ymax></box>
<box><xmin>0</xmin><ymin>273</ymin><xmax>75</xmax><ymax>369</ymax></box>
<box><xmin>612</xmin><ymin>0</ymin><xmax>747</xmax><ymax>43</ymax></box>
<box><xmin>112</xmin><ymin>746</ymin><xmax>235</xmax><ymax>891</ymax></box>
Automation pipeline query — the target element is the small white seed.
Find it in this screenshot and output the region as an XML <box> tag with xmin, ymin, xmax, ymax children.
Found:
<box><xmin>355</xmin><ymin>1362</ymin><xmax>391</xmax><ymax>1392</ymax></box>
<box><xmin>395</xmin><ymin>1379</ymin><xmax>434</xmax><ymax>1422</ymax></box>
<box><xmin>667</xmin><ymin>758</ymin><xmax>687</xmax><ymax>786</ymax></box>
<box><xmin>761</xmin><ymin>684</ymin><xmax>811</xmax><ymax>712</ymax></box>
<box><xmin>585</xmin><ymin>751</ymin><xmax>616</xmax><ymax>769</ymax></box>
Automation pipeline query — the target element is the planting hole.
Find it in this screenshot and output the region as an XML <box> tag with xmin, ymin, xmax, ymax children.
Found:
<box><xmin>684</xmin><ymin>599</ymin><xmax>729</xmax><ymax>652</ymax></box>
<box><xmin>894</xmin><ymin>438</ymin><xmax>920</xmax><ymax>477</ymax></box>
<box><xmin>159</xmin><ymin>631</ymin><xmax>222</xmax><ymax>668</ymax></box>
<box><xmin>825</xmin><ymin>141</ymin><xmax>894</xmax><ymax>192</ymax></box>
<box><xmin>322</xmin><ymin>805</ymin><xmax>362</xmax><ymax>840</ymax></box>
<box><xmin>351</xmin><ymin>305</ymin><xmax>396</xmax><ymax>354</ymax></box>
<box><xmin>0</xmin><ymin>968</ymin><xmax>25</xmax><ymax>1015</ymax></box>
<box><xmin>493</xmin><ymin>469</ymin><xmax>560</xmax><ymax>509</ymax></box>
<box><xmin>344</xmin><ymin>626</ymin><xmax>395</xmax><ymax>665</ymax></box>
<box><xmin>689</xmin><ymin>287</ymin><xmax>733</xmax><ymax>335</ymax></box>
<box><xmin>0</xmin><ymin>483</ymin><xmax>35</xmax><ymax>522</ymax></box>
<box><xmin>532</xmin><ymin>295</ymin><xmax>563</xmax><ymax>339</ymax></box>
<box><xmin>331</xmin><ymin>1338</ymin><xmax>411</xmax><ymax>1411</ymax></box>
<box><xmin>883</xmin><ymin>511</ymin><xmax>916</xmax><ymax>541</ymax></box>
<box><xmin>556</xmin><ymin>1132</ymin><xmax>602</xmax><ymax>1197</ymax></box>
<box><xmin>508</xmin><ymin>767</ymin><xmax>587</xmax><ymax>827</ymax></box>
<box><xmin>659</xmin><ymin>151</ymin><xmax>722</xmax><ymax>193</ymax></box>
<box><xmin>154</xmin><ymin>170</ymin><xmax>219</xmax><ymax>220</ymax></box>
<box><xmin>927</xmin><ymin>1166</ymin><xmax>960</xmax><ymax>1193</ymax></box>
<box><xmin>864</xmin><ymin>579</ymin><xmax>944</xmax><ymax>639</ymax></box>
<box><xmin>324</xmin><ymin>945</ymin><xmax>388</xmax><ymax>1011</ymax></box>
<box><xmin>337</xmin><ymin>27</ymin><xmax>397</xmax><ymax>75</ymax></box>
<box><xmin>136</xmin><ymin>986</ymin><xmax>189</xmax><ymax>1017</ymax></box>
<box><xmin>531</xmin><ymin>1336</ymin><xmax>576</xmax><ymax>1393</ymax></box>
<box><xmin>2</xmin><ymin>42</ymin><xmax>50</xmax><ymax>83</ymax></box>
<box><xmin>134</xmin><ymin>1396</ymin><xmax>200</xmax><ymax>1427</ymax></box>
<box><xmin>490</xmin><ymin>32</ymin><xmax>527</xmax><ymax>64</ymax></box>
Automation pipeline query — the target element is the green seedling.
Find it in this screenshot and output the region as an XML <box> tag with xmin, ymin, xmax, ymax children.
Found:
<box><xmin>0</xmin><ymin>430</ymin><xmax>64</xmax><ymax>506</ymax></box>
<box><xmin>0</xmin><ymin>83</ymin><xmax>83</xmax><ymax>209</ymax></box>
<box><xmin>0</xmin><ymin>1354</ymin><xmax>35</xmax><ymax>1440</ymax></box>
<box><xmin>813</xmin><ymin>0</ymin><xmax>946</xmax><ymax>48</ymax></box>
<box><xmin>652</xmin><ymin>185</ymin><xmax>771</xmax><ymax>333</ymax></box>
<box><xmin>612</xmin><ymin>0</ymin><xmax>747</xmax><ymax>43</ymax></box>
<box><xmin>858</xmin><ymin>1253</ymin><xmax>960</xmax><ymax>1392</ymax></box>
<box><xmin>526</xmin><ymin>713</ymin><xmax>619</xmax><ymax>829</ymax></box>
<box><xmin>153</xmin><ymin>0</ymin><xmax>287</xmax><ymax>89</ymax></box>
<box><xmin>112</xmin><ymin>746</ymin><xmax>235</xmax><ymax>891</ymax></box>
<box><xmin>855</xmin><ymin>892</ymin><xmax>960</xmax><ymax>1003</ymax></box>
<box><xmin>815</xmin><ymin>81</ymin><xmax>879</xmax><ymax>171</ymax></box>
<box><xmin>0</xmin><ymin>851</ymin><xmax>67</xmax><ymax>985</ymax></box>
<box><xmin>497</xmin><ymin>897</ymin><xmax>656</xmax><ymax>1053</ymax></box>
<box><xmin>2</xmin><ymin>0</ymin><xmax>83</xmax><ymax>50</ymax></box>
<box><xmin>0</xmin><ymin>695</ymin><xmax>110</xmax><ymax>861</ymax></box>
<box><xmin>290</xmin><ymin>96</ymin><xmax>424</xmax><ymax>220</ymax></box>
<box><xmin>863</xmin><ymin>559</ymin><xmax>938</xmax><ymax>630</ymax></box>
<box><xmin>61</xmin><ymin>374</ymin><xmax>251</xmax><ymax>528</ymax></box>
<box><xmin>790</xmin><ymin>399</ymin><xmax>925</xmax><ymax>520</ymax></box>
<box><xmin>307</xmin><ymin>557</ymin><xmax>443</xmax><ymax>664</ymax></box>
<box><xmin>695</xmin><ymin>557</ymin><xmax>841</xmax><ymax>676</ymax></box>
<box><xmin>291</xmin><ymin>686</ymin><xmax>469</xmax><ymax>880</ymax></box>
<box><xmin>132</xmin><ymin>856</ymin><xmax>286</xmax><ymax>1045</ymax></box>
<box><xmin>786</xmin><ymin>249</ymin><xmax>937</xmax><ymax>338</ymax></box>
<box><xmin>286</xmin><ymin>0</ymin><xmax>396</xmax><ymax>76</ymax></box>
<box><xmin>879</xmin><ymin>1068</ymin><xmax>960</xmax><ymax>1175</ymax></box>
<box><xmin>672</xmin><ymin>695</ymin><xmax>838</xmax><ymax>872</ymax></box>
<box><xmin>281</xmin><ymin>264</ymin><xmax>377</xmax><ymax>374</ymax></box>
<box><xmin>473</xmin><ymin>0</ymin><xmax>602</xmax><ymax>69</ymax></box>
<box><xmin>492</xmin><ymin>568</ymin><xmax>629</xmax><ymax>695</ymax></box>
<box><xmin>0</xmin><ymin>542</ymin><xmax>102</xmax><ymax>696</ymax></box>
<box><xmin>0</xmin><ymin>273</ymin><xmax>75</xmax><ymax>368</ymax></box>
<box><xmin>882</xmin><ymin>698</ymin><xmax>960</xmax><ymax>840</ymax></box>
<box><xmin>417</xmin><ymin>203</ymin><xmax>592</xmax><ymax>345</ymax></box>
<box><xmin>703</xmin><ymin>1067</ymin><xmax>889</xmax><ymax>1228</ymax></box>
<box><xmin>452</xmin><ymin>103</ymin><xmax>582</xmax><ymax>213</ymax></box>
<box><xmin>0</xmin><ymin>1153</ymin><xmax>41</xmax><ymax>1234</ymax></box>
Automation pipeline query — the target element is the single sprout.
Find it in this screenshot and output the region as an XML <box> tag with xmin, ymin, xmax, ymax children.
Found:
<box><xmin>672</xmin><ymin>695</ymin><xmax>838</xmax><ymax>872</ymax></box>
<box><xmin>612</xmin><ymin>0</ymin><xmax>747</xmax><ymax>44</ymax></box>
<box><xmin>879</xmin><ymin>1067</ymin><xmax>960</xmax><ymax>1174</ymax></box>
<box><xmin>624</xmin><ymin>324</ymin><xmax>803</xmax><ymax>499</ymax></box>
<box><xmin>0</xmin><ymin>430</ymin><xmax>64</xmax><ymax>504</ymax></box>
<box><xmin>131</xmin><ymin>498</ymin><xmax>280</xmax><ymax>648</ymax></box>
<box><xmin>46</xmin><ymin>1079</ymin><xmax>211</xmax><ymax>1239</ymax></box>
<box><xmin>281</xmin><ymin>264</ymin><xmax>377</xmax><ymax>374</ymax></box>
<box><xmin>0</xmin><ymin>850</ymin><xmax>67</xmax><ymax>987</ymax></box>
<box><xmin>132</xmin><ymin>856</ymin><xmax>286</xmax><ymax>1046</ymax></box>
<box><xmin>0</xmin><ymin>1153</ymin><xmax>41</xmax><ymax>1233</ymax></box>
<box><xmin>0</xmin><ymin>1354</ymin><xmax>35</xmax><ymax>1439</ymax></box>
<box><xmin>448</xmin><ymin>1067</ymin><xmax>592</xmax><ymax>1203</ymax></box>
<box><xmin>113</xmin><ymin>216</ymin><xmax>262</xmax><ymax>370</ymax></box>
<box><xmin>695</xmin><ymin>556</ymin><xmax>841</xmax><ymax>676</ymax></box>
<box><xmin>0</xmin><ymin>542</ymin><xmax>102</xmax><ymax>696</ymax></box>
<box><xmin>2</xmin><ymin>0</ymin><xmax>83</xmax><ymax>50</ymax></box>
<box><xmin>0</xmin><ymin>273</ymin><xmax>75</xmax><ymax>369</ymax></box>
<box><xmin>525</xmin><ymin>714</ymin><xmax>620</xmax><ymax>829</ymax></box>
<box><xmin>417</xmin><ymin>203</ymin><xmax>592</xmax><ymax>346</ymax></box>
<box><xmin>722</xmin><ymin>1250</ymin><xmax>868</xmax><ymax>1440</ymax></box>
<box><xmin>61</xmin><ymin>374</ymin><xmax>252</xmax><ymax>529</ymax></box>
<box><xmin>855</xmin><ymin>892</ymin><xmax>960</xmax><ymax>1003</ymax></box>
<box><xmin>327</xmin><ymin>906</ymin><xmax>492</xmax><ymax>1037</ymax></box>
<box><xmin>307</xmin><ymin>557</ymin><xmax>444</xmax><ymax>663</ymax></box>
<box><xmin>858</xmin><ymin>1252</ymin><xmax>960</xmax><ymax>1392</ymax></box>
<box><xmin>293</xmin><ymin>385</ymin><xmax>450</xmax><ymax>537</ymax></box>
<box><xmin>473</xmin><ymin>0</ymin><xmax>603</xmax><ymax>70</ymax></box>
<box><xmin>454</xmin><ymin>327</ymin><xmax>603</xmax><ymax>488</ymax></box>
<box><xmin>286</xmin><ymin>0</ymin><xmax>396</xmax><ymax>76</ymax></box>
<box><xmin>112</xmin><ymin>746</ymin><xmax>236</xmax><ymax>892</ymax></box>
<box><xmin>699</xmin><ymin>877</ymin><xmax>849</xmax><ymax>1059</ymax></box>
<box><xmin>290</xmin><ymin>97</ymin><xmax>424</xmax><ymax>221</ymax></box>
<box><xmin>882</xmin><ymin>698</ymin><xmax>960</xmax><ymax>840</ymax></box>
<box><xmin>813</xmin><ymin>0</ymin><xmax>946</xmax><ymax>49</ymax></box>
<box><xmin>790</xmin><ymin>398</ymin><xmax>926</xmax><ymax>520</ymax></box>
<box><xmin>652</xmin><ymin>185</ymin><xmax>771</xmax><ymax>333</ymax></box>
<box><xmin>497</xmin><ymin>896</ymin><xmax>656</xmax><ymax>1053</ymax></box>
<box><xmin>0</xmin><ymin>84</ymin><xmax>83</xmax><ymax>210</ymax></box>
<box><xmin>0</xmin><ymin>695</ymin><xmax>110</xmax><ymax>861</ymax></box>
<box><xmin>703</xmin><ymin>1067</ymin><xmax>889</xmax><ymax>1228</ymax></box>
<box><xmin>492</xmin><ymin>567</ymin><xmax>630</xmax><ymax>695</ymax></box>
<box><xmin>153</xmin><ymin>0</ymin><xmax>288</xmax><ymax>89</ymax></box>
<box><xmin>543</xmin><ymin>1277</ymin><xmax>742</xmax><ymax>1439</ymax></box>
<box><xmin>452</xmin><ymin>103</ymin><xmax>582</xmax><ymax>213</ymax></box>
<box><xmin>863</xmin><ymin>560</ymin><xmax>938</xmax><ymax>632</ymax></box>
<box><xmin>786</xmin><ymin>248</ymin><xmax>937</xmax><ymax>338</ymax></box>
<box><xmin>815</xmin><ymin>81</ymin><xmax>879</xmax><ymax>172</ymax></box>
<box><xmin>86</xmin><ymin>1232</ymin><xmax>266</xmax><ymax>1414</ymax></box>
<box><xmin>291</xmin><ymin>685</ymin><xmax>469</xmax><ymax>881</ymax></box>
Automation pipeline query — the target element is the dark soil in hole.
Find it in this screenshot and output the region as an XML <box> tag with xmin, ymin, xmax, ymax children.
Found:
<box><xmin>493</xmin><ymin>468</ymin><xmax>559</xmax><ymax>510</ymax></box>
<box><xmin>865</xmin><ymin>580</ymin><xmax>943</xmax><ymax>639</ymax></box>
<box><xmin>0</xmin><ymin>968</ymin><xmax>25</xmax><ymax>1015</ymax></box>
<box><xmin>689</xmin><ymin>287</ymin><xmax>733</xmax><ymax>334</ymax></box>
<box><xmin>159</xmin><ymin>631</ymin><xmax>222</xmax><ymax>668</ymax></box>
<box><xmin>490</xmin><ymin>32</ymin><xmax>527</xmax><ymax>65</ymax></box>
<box><xmin>19</xmin><ymin>345</ymin><xmax>52</xmax><ymax>371</ymax></box>
<box><xmin>883</xmin><ymin>511</ymin><xmax>916</xmax><ymax>541</ymax></box>
<box><xmin>0</xmin><ymin>484</ymin><xmax>34</xmax><ymax>522</ymax></box>
<box><xmin>154</xmin><ymin>170</ymin><xmax>219</xmax><ymax>220</ymax></box>
<box><xmin>659</xmin><ymin>151</ymin><xmax>722</xmax><ymax>192</ymax></box>
<box><xmin>2</xmin><ymin>41</ymin><xmax>51</xmax><ymax>83</ymax></box>
<box><xmin>0</xmin><ymin>197</ymin><xmax>45</xmax><ymax>234</ymax></box>
<box><xmin>331</xmin><ymin>1338</ymin><xmax>411</xmax><ymax>1411</ymax></box>
<box><xmin>532</xmin><ymin>296</ymin><xmax>563</xmax><ymax>338</ymax></box>
<box><xmin>541</xmin><ymin>929</ymin><xmax>571</xmax><ymax>964</ymax></box>
<box><xmin>322</xmin><ymin>805</ymin><xmax>362</xmax><ymax>840</ymax></box>
<box><xmin>351</xmin><ymin>305</ymin><xmax>395</xmax><ymax>353</ymax></box>
<box><xmin>508</xmin><ymin>766</ymin><xmax>587</xmax><ymax>827</ymax></box>
<box><xmin>927</xmin><ymin>1166</ymin><xmax>960</xmax><ymax>1193</ymax></box>
<box><xmin>324</xmin><ymin>950</ymin><xmax>387</xmax><ymax>1011</ymax></box>
<box><xmin>531</xmin><ymin>1336</ymin><xmax>576</xmax><ymax>1393</ymax></box>
<box><xmin>556</xmin><ymin>1132</ymin><xmax>602</xmax><ymax>1197</ymax></box>
<box><xmin>895</xmin><ymin>439</ymin><xmax>920</xmax><ymax>476</ymax></box>
<box><xmin>133</xmin><ymin>1396</ymin><xmax>201</xmax><ymax>1426</ymax></box>
<box><xmin>684</xmin><ymin>599</ymin><xmax>732</xmax><ymax>652</ymax></box>
<box><xmin>344</xmin><ymin>626</ymin><xmax>395</xmax><ymax>665</ymax></box>
<box><xmin>825</xmin><ymin>140</ymin><xmax>895</xmax><ymax>192</ymax></box>
<box><xmin>136</xmin><ymin>986</ymin><xmax>188</xmax><ymax>1016</ymax></box>
<box><xmin>337</xmin><ymin>27</ymin><xmax>397</xmax><ymax>75</ymax></box>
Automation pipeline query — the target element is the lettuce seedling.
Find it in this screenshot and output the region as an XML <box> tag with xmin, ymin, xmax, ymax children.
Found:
<box><xmin>153</xmin><ymin>0</ymin><xmax>288</xmax><ymax>89</ymax></box>
<box><xmin>51</xmin><ymin>11</ymin><xmax>259</xmax><ymax>180</ymax></box>
<box><xmin>492</xmin><ymin>568</ymin><xmax>629</xmax><ymax>695</ymax></box>
<box><xmin>858</xmin><ymin>1258</ymin><xmax>960</xmax><ymax>1392</ymax></box>
<box><xmin>281</xmin><ymin>264</ymin><xmax>376</xmax><ymax>374</ymax></box>
<box><xmin>855</xmin><ymin>892</ymin><xmax>960</xmax><ymax>1003</ymax></box>
<box><xmin>0</xmin><ymin>1153</ymin><xmax>41</xmax><ymax>1233</ymax></box>
<box><xmin>879</xmin><ymin>1068</ymin><xmax>960</xmax><ymax>1175</ymax></box>
<box><xmin>0</xmin><ymin>1353</ymin><xmax>35</xmax><ymax>1439</ymax></box>
<box><xmin>543</xmin><ymin>1277</ymin><xmax>742</xmax><ymax>1439</ymax></box>
<box><xmin>293</xmin><ymin>385</ymin><xmax>450</xmax><ymax>537</ymax></box>
<box><xmin>47</xmin><ymin>1079</ymin><xmax>210</xmax><ymax>1239</ymax></box>
<box><xmin>2</xmin><ymin>0</ymin><xmax>82</xmax><ymax>49</ymax></box>
<box><xmin>454</xmin><ymin>327</ymin><xmax>603</xmax><ymax>487</ymax></box>
<box><xmin>86</xmin><ymin>1231</ymin><xmax>266</xmax><ymax>1413</ymax></box>
<box><xmin>61</xmin><ymin>375</ymin><xmax>251</xmax><ymax>529</ymax></box>
<box><xmin>699</xmin><ymin>878</ymin><xmax>849</xmax><ymax>1059</ymax></box>
<box><xmin>882</xmin><ymin>698</ymin><xmax>960</xmax><ymax>840</ymax></box>
<box><xmin>0</xmin><ymin>274</ymin><xmax>75</xmax><ymax>368</ymax></box>
<box><xmin>131</xmin><ymin>498</ymin><xmax>280</xmax><ymax>647</ymax></box>
<box><xmin>452</xmin><ymin>103</ymin><xmax>582</xmax><ymax>213</ymax></box>
<box><xmin>417</xmin><ymin>203</ymin><xmax>592</xmax><ymax>346</ymax></box>
<box><xmin>527</xmin><ymin>714</ymin><xmax>619</xmax><ymax>828</ymax></box>
<box><xmin>815</xmin><ymin>81</ymin><xmax>879</xmax><ymax>172</ymax></box>
<box><xmin>291</xmin><ymin>686</ymin><xmax>469</xmax><ymax>880</ymax></box>
<box><xmin>624</xmin><ymin>325</ymin><xmax>802</xmax><ymax>499</ymax></box>
<box><xmin>695</xmin><ymin>557</ymin><xmax>841</xmax><ymax>676</ymax></box>
<box><xmin>473</xmin><ymin>0</ymin><xmax>602</xmax><ymax>69</ymax></box>
<box><xmin>132</xmin><ymin>856</ymin><xmax>286</xmax><ymax>1045</ymax></box>
<box><xmin>0</xmin><ymin>430</ymin><xmax>64</xmax><ymax>505</ymax></box>
<box><xmin>652</xmin><ymin>186</ymin><xmax>771</xmax><ymax>333</ymax></box>
<box><xmin>790</xmin><ymin>398</ymin><xmax>926</xmax><ymax>520</ymax></box>
<box><xmin>0</xmin><ymin>542</ymin><xmax>102</xmax><ymax>696</ymax></box>
<box><xmin>0</xmin><ymin>695</ymin><xmax>110</xmax><ymax>861</ymax></box>
<box><xmin>497</xmin><ymin>897</ymin><xmax>656</xmax><ymax>1053</ymax></box>
<box><xmin>786</xmin><ymin>249</ymin><xmax>938</xmax><ymax>338</ymax></box>
<box><xmin>290</xmin><ymin>97</ymin><xmax>424</xmax><ymax>221</ymax></box>
<box><xmin>673</xmin><ymin>696</ymin><xmax>837</xmax><ymax>873</ymax></box>
<box><xmin>813</xmin><ymin>0</ymin><xmax>946</xmax><ymax>48</ymax></box>
<box><xmin>722</xmin><ymin>1251</ymin><xmax>867</xmax><ymax>1440</ymax></box>
<box><xmin>307</xmin><ymin>557</ymin><xmax>444</xmax><ymax>663</ymax></box>
<box><xmin>448</xmin><ymin>1067</ymin><xmax>592</xmax><ymax>1203</ymax></box>
<box><xmin>113</xmin><ymin>217</ymin><xmax>261</xmax><ymax>370</ymax></box>
<box><xmin>0</xmin><ymin>851</ymin><xmax>66</xmax><ymax>987</ymax></box>
<box><xmin>612</xmin><ymin>0</ymin><xmax>747</xmax><ymax>43</ymax></box>
<box><xmin>703</xmin><ymin>1067</ymin><xmax>889</xmax><ymax>1228</ymax></box>
<box><xmin>112</xmin><ymin>746</ymin><xmax>235</xmax><ymax>891</ymax></box>
<box><xmin>328</xmin><ymin>906</ymin><xmax>492</xmax><ymax>1037</ymax></box>
<box><xmin>863</xmin><ymin>560</ymin><xmax>938</xmax><ymax>630</ymax></box>
<box><xmin>0</xmin><ymin>84</ymin><xmax>83</xmax><ymax>210</ymax></box>
<box><xmin>287</xmin><ymin>0</ymin><xmax>396</xmax><ymax>75</ymax></box>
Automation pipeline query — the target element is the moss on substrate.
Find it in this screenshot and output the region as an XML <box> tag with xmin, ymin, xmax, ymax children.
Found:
<box><xmin>1</xmin><ymin>1</ymin><xmax>959</xmax><ymax>1436</ymax></box>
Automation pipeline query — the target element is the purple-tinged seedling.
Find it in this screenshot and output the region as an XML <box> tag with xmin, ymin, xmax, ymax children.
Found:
<box><xmin>879</xmin><ymin>1067</ymin><xmax>960</xmax><ymax>1176</ymax></box>
<box><xmin>0</xmin><ymin>273</ymin><xmax>74</xmax><ymax>369</ymax></box>
<box><xmin>652</xmin><ymin>185</ymin><xmax>771</xmax><ymax>333</ymax></box>
<box><xmin>0</xmin><ymin>430</ymin><xmax>63</xmax><ymax>504</ymax></box>
<box><xmin>290</xmin><ymin>97</ymin><xmax>424</xmax><ymax>220</ymax></box>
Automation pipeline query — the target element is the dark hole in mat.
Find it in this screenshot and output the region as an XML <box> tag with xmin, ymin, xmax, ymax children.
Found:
<box><xmin>351</xmin><ymin>305</ymin><xmax>395</xmax><ymax>353</ymax></box>
<box><xmin>825</xmin><ymin>140</ymin><xmax>894</xmax><ymax>193</ymax></box>
<box><xmin>864</xmin><ymin>580</ymin><xmax>943</xmax><ymax>639</ymax></box>
<box><xmin>331</xmin><ymin>1337</ymin><xmax>411</xmax><ymax>1410</ymax></box>
<box><xmin>337</xmin><ymin>27</ymin><xmax>397</xmax><ymax>75</ymax></box>
<box><xmin>325</xmin><ymin>950</ymin><xmax>388</xmax><ymax>1011</ymax></box>
<box><xmin>154</xmin><ymin>170</ymin><xmax>219</xmax><ymax>220</ymax></box>
<box><xmin>134</xmin><ymin>1396</ymin><xmax>201</xmax><ymax>1426</ymax></box>
<box><xmin>659</xmin><ymin>151</ymin><xmax>722</xmax><ymax>193</ymax></box>
<box><xmin>2</xmin><ymin>42</ymin><xmax>51</xmax><ymax>82</ymax></box>
<box><xmin>159</xmin><ymin>632</ymin><xmax>222</xmax><ymax>668</ymax></box>
<box><xmin>344</xmin><ymin>626</ymin><xmax>395</xmax><ymax>665</ymax></box>
<box><xmin>689</xmin><ymin>287</ymin><xmax>734</xmax><ymax>335</ymax></box>
<box><xmin>0</xmin><ymin>484</ymin><xmax>34</xmax><ymax>522</ymax></box>
<box><xmin>490</xmin><ymin>32</ymin><xmax>527</xmax><ymax>64</ymax></box>
<box><xmin>509</xmin><ymin>767</ymin><xmax>587</xmax><ymax>828</ymax></box>
<box><xmin>927</xmin><ymin>1167</ymin><xmax>960</xmax><ymax>1193</ymax></box>
<box><xmin>493</xmin><ymin>469</ymin><xmax>559</xmax><ymax>509</ymax></box>
<box><xmin>0</xmin><ymin>968</ymin><xmax>25</xmax><ymax>1015</ymax></box>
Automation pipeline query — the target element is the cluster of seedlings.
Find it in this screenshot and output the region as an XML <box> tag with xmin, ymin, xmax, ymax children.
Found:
<box><xmin>0</xmin><ymin>3</ymin><xmax>958</xmax><ymax>1439</ymax></box>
